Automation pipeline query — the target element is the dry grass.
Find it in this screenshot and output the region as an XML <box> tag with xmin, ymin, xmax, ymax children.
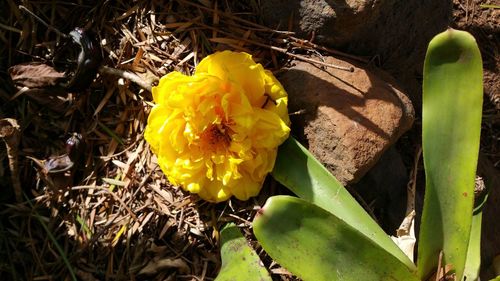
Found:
<box><xmin>1</xmin><ymin>1</ymin><xmax>499</xmax><ymax>281</ymax></box>
<box><xmin>0</xmin><ymin>1</ymin><xmax>313</xmax><ymax>280</ymax></box>
<box><xmin>0</xmin><ymin>0</ymin><xmax>360</xmax><ymax>279</ymax></box>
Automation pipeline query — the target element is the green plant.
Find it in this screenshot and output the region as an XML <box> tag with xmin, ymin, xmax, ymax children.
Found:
<box><xmin>216</xmin><ymin>223</ymin><xmax>271</xmax><ymax>281</ymax></box>
<box><xmin>417</xmin><ymin>28</ymin><xmax>483</xmax><ymax>281</ymax></box>
<box><xmin>271</xmin><ymin>137</ymin><xmax>415</xmax><ymax>270</ymax></box>
<box><xmin>253</xmin><ymin>195</ymin><xmax>419</xmax><ymax>281</ymax></box>
<box><xmin>216</xmin><ymin>28</ymin><xmax>485</xmax><ymax>281</ymax></box>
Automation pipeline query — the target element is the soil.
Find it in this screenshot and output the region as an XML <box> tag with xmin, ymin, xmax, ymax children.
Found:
<box><xmin>0</xmin><ymin>0</ymin><xmax>498</xmax><ymax>280</ymax></box>
<box><xmin>453</xmin><ymin>0</ymin><xmax>500</xmax><ymax>109</ymax></box>
<box><xmin>452</xmin><ymin>1</ymin><xmax>500</xmax><ymax>279</ymax></box>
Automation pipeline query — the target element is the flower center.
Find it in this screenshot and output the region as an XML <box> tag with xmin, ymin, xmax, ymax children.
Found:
<box><xmin>200</xmin><ymin>123</ymin><xmax>231</xmax><ymax>150</ymax></box>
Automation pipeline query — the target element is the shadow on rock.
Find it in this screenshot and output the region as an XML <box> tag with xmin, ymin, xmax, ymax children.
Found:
<box><xmin>278</xmin><ymin>57</ymin><xmax>413</xmax><ymax>185</ymax></box>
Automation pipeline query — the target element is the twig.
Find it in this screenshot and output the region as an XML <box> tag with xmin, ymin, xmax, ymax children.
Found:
<box><xmin>436</xmin><ymin>250</ymin><xmax>444</xmax><ymax>281</ymax></box>
<box><xmin>181</xmin><ymin>16</ymin><xmax>355</xmax><ymax>72</ymax></box>
<box><xmin>18</xmin><ymin>5</ymin><xmax>68</xmax><ymax>38</ymax></box>
<box><xmin>406</xmin><ymin>146</ymin><xmax>422</xmax><ymax>214</ymax></box>
<box><xmin>177</xmin><ymin>0</ymin><xmax>366</xmax><ymax>63</ymax></box>
<box><xmin>480</xmin><ymin>4</ymin><xmax>500</xmax><ymax>9</ymax></box>
<box><xmin>285</xmin><ymin>51</ymin><xmax>355</xmax><ymax>72</ymax></box>
<box><xmin>288</xmin><ymin>38</ymin><xmax>368</xmax><ymax>63</ymax></box>
<box><xmin>99</xmin><ymin>65</ymin><xmax>152</xmax><ymax>92</ymax></box>
<box><xmin>24</xmin><ymin>196</ymin><xmax>78</xmax><ymax>281</ymax></box>
<box><xmin>71</xmin><ymin>185</ymin><xmax>138</xmax><ymax>220</ymax></box>
<box><xmin>0</xmin><ymin>118</ymin><xmax>22</xmax><ymax>202</ymax></box>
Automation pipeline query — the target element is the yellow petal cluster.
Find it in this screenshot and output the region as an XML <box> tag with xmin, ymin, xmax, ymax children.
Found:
<box><xmin>145</xmin><ymin>51</ymin><xmax>290</xmax><ymax>202</ymax></box>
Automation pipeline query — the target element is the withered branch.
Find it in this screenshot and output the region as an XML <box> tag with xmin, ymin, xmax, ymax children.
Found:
<box><xmin>0</xmin><ymin>118</ymin><xmax>22</xmax><ymax>202</ymax></box>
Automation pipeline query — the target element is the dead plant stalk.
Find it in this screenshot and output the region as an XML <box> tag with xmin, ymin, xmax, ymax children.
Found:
<box><xmin>0</xmin><ymin>118</ymin><xmax>22</xmax><ymax>202</ymax></box>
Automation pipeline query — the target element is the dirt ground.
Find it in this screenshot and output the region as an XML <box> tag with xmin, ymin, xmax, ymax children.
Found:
<box><xmin>0</xmin><ymin>1</ymin><xmax>498</xmax><ymax>280</ymax></box>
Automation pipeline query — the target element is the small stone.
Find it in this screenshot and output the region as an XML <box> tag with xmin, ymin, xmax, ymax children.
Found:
<box><xmin>278</xmin><ymin>57</ymin><xmax>414</xmax><ymax>185</ymax></box>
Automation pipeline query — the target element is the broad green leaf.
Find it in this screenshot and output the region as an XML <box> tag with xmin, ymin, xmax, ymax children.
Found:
<box><xmin>463</xmin><ymin>211</ymin><xmax>482</xmax><ymax>281</ymax></box>
<box><xmin>253</xmin><ymin>196</ymin><xmax>419</xmax><ymax>281</ymax></box>
<box><xmin>464</xmin><ymin>185</ymin><xmax>489</xmax><ymax>281</ymax></box>
<box><xmin>272</xmin><ymin>137</ymin><xmax>415</xmax><ymax>270</ymax></box>
<box><xmin>417</xmin><ymin>28</ymin><xmax>483</xmax><ymax>280</ymax></box>
<box><xmin>215</xmin><ymin>223</ymin><xmax>271</xmax><ymax>281</ymax></box>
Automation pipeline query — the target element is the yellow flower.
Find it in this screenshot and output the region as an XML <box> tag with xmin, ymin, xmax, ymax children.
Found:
<box><xmin>145</xmin><ymin>51</ymin><xmax>290</xmax><ymax>202</ymax></box>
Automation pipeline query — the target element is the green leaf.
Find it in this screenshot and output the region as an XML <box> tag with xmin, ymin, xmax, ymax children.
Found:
<box><xmin>463</xmin><ymin>210</ymin><xmax>482</xmax><ymax>281</ymax></box>
<box><xmin>76</xmin><ymin>214</ymin><xmax>93</xmax><ymax>239</ymax></box>
<box><xmin>272</xmin><ymin>137</ymin><xmax>415</xmax><ymax>270</ymax></box>
<box><xmin>417</xmin><ymin>28</ymin><xmax>483</xmax><ymax>280</ymax></box>
<box><xmin>253</xmin><ymin>196</ymin><xmax>419</xmax><ymax>281</ymax></box>
<box><xmin>215</xmin><ymin>223</ymin><xmax>271</xmax><ymax>281</ymax></box>
<box><xmin>465</xmin><ymin>181</ymin><xmax>490</xmax><ymax>281</ymax></box>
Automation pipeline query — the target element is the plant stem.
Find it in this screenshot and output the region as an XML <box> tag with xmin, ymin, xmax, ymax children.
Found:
<box><xmin>99</xmin><ymin>65</ymin><xmax>152</xmax><ymax>92</ymax></box>
<box><xmin>0</xmin><ymin>118</ymin><xmax>22</xmax><ymax>202</ymax></box>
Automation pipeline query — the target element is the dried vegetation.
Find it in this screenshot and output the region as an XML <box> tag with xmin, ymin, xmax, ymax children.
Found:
<box><xmin>0</xmin><ymin>1</ymin><xmax>317</xmax><ymax>279</ymax></box>
<box><xmin>0</xmin><ymin>0</ymin><xmax>499</xmax><ymax>280</ymax></box>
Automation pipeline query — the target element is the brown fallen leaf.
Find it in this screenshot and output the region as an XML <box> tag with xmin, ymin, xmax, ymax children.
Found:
<box><xmin>8</xmin><ymin>63</ymin><xmax>65</xmax><ymax>88</ymax></box>
<box><xmin>8</xmin><ymin>63</ymin><xmax>71</xmax><ymax>112</ymax></box>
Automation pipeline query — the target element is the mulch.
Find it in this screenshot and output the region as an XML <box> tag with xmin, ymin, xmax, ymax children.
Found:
<box><xmin>0</xmin><ymin>1</ymin><xmax>332</xmax><ymax>280</ymax></box>
<box><xmin>0</xmin><ymin>0</ymin><xmax>498</xmax><ymax>280</ymax></box>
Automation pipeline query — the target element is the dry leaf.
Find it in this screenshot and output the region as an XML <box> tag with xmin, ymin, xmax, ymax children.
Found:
<box><xmin>391</xmin><ymin>210</ymin><xmax>416</xmax><ymax>262</ymax></box>
<box><xmin>8</xmin><ymin>63</ymin><xmax>71</xmax><ymax>112</ymax></box>
<box><xmin>8</xmin><ymin>63</ymin><xmax>65</xmax><ymax>88</ymax></box>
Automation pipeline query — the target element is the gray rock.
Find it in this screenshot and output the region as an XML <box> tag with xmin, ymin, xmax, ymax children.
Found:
<box><xmin>261</xmin><ymin>0</ymin><xmax>388</xmax><ymax>46</ymax></box>
<box><xmin>278</xmin><ymin>57</ymin><xmax>414</xmax><ymax>185</ymax></box>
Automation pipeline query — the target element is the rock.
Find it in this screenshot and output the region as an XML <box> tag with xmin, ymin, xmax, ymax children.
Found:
<box><xmin>342</xmin><ymin>0</ymin><xmax>452</xmax><ymax>107</ymax></box>
<box><xmin>261</xmin><ymin>0</ymin><xmax>389</xmax><ymax>46</ymax></box>
<box><xmin>278</xmin><ymin>57</ymin><xmax>414</xmax><ymax>185</ymax></box>
<box><xmin>261</xmin><ymin>1</ymin><xmax>453</xmax><ymax>106</ymax></box>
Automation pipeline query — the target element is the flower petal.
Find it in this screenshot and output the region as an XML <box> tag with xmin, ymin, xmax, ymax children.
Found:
<box><xmin>230</xmin><ymin>177</ymin><xmax>263</xmax><ymax>201</ymax></box>
<box><xmin>250</xmin><ymin>108</ymin><xmax>290</xmax><ymax>149</ymax></box>
<box><xmin>196</xmin><ymin>51</ymin><xmax>267</xmax><ymax>106</ymax></box>
<box><xmin>145</xmin><ymin>51</ymin><xmax>290</xmax><ymax>202</ymax></box>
